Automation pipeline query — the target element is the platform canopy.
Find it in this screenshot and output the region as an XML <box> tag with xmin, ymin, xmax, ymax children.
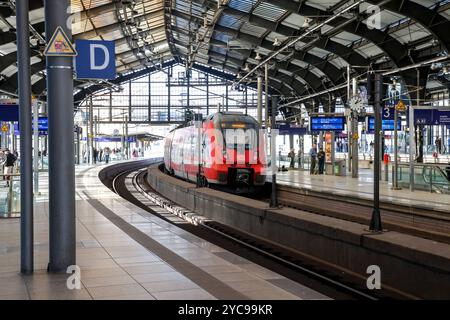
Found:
<box><xmin>0</xmin><ymin>0</ymin><xmax>450</xmax><ymax>118</ymax></box>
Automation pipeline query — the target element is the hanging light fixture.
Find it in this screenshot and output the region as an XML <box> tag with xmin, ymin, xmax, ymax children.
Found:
<box><xmin>273</xmin><ymin>38</ymin><xmax>281</xmax><ymax>47</ymax></box>
<box><xmin>243</xmin><ymin>64</ymin><xmax>250</xmax><ymax>72</ymax></box>
<box><xmin>255</xmin><ymin>52</ymin><xmax>262</xmax><ymax>61</ymax></box>
<box><xmin>302</xmin><ymin>17</ymin><xmax>311</xmax><ymax>28</ymax></box>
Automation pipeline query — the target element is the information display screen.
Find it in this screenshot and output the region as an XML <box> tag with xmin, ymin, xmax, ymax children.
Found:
<box><xmin>310</xmin><ymin>117</ymin><xmax>346</xmax><ymax>132</ymax></box>
<box><xmin>368</xmin><ymin>117</ymin><xmax>401</xmax><ymax>131</ymax></box>
<box><xmin>15</xmin><ymin>117</ymin><xmax>48</xmax><ymax>134</ymax></box>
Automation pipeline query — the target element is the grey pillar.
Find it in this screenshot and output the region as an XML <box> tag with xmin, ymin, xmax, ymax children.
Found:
<box><xmin>393</xmin><ymin>107</ymin><xmax>400</xmax><ymax>189</ymax></box>
<box><xmin>125</xmin><ymin>116</ymin><xmax>129</xmax><ymax>159</ymax></box>
<box><xmin>347</xmin><ymin>65</ymin><xmax>352</xmax><ymax>173</ymax></box>
<box><xmin>33</xmin><ymin>101</ymin><xmax>39</xmax><ymax>195</ymax></box>
<box><xmin>94</xmin><ymin>115</ymin><xmax>98</xmax><ymax>150</ymax></box>
<box><xmin>331</xmin><ymin>132</ymin><xmax>336</xmax><ymax>175</ymax></box>
<box><xmin>257</xmin><ymin>75</ymin><xmax>263</xmax><ymax>125</ymax></box>
<box><xmin>45</xmin><ymin>0</ymin><xmax>76</xmax><ymax>272</ymax></box>
<box><xmin>370</xmin><ymin>72</ymin><xmax>383</xmax><ymax>232</ymax></box>
<box><xmin>409</xmin><ymin>70</ymin><xmax>418</xmax><ymax>191</ymax></box>
<box><xmin>75</xmin><ymin>127</ymin><xmax>80</xmax><ymax>165</ymax></box>
<box><xmin>85</xmin><ymin>104</ymin><xmax>89</xmax><ymax>164</ymax></box>
<box><xmin>270</xmin><ymin>97</ymin><xmax>278</xmax><ymax>208</ymax></box>
<box><xmin>264</xmin><ymin>63</ymin><xmax>269</xmax><ymax>128</ymax></box>
<box><xmin>16</xmin><ymin>0</ymin><xmax>34</xmax><ymax>274</ymax></box>
<box><xmin>318</xmin><ymin>131</ymin><xmax>323</xmax><ymax>149</ymax></box>
<box><xmin>351</xmin><ymin>78</ymin><xmax>359</xmax><ymax>178</ymax></box>
<box><xmin>89</xmin><ymin>97</ymin><xmax>94</xmax><ymax>164</ymax></box>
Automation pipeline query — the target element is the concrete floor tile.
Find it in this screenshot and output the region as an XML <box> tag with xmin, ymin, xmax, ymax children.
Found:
<box><xmin>122</xmin><ymin>262</ymin><xmax>175</xmax><ymax>275</ymax></box>
<box><xmin>132</xmin><ymin>271</ymin><xmax>187</xmax><ymax>283</ymax></box>
<box><xmin>152</xmin><ymin>288</ymin><xmax>216</xmax><ymax>300</ymax></box>
<box><xmin>87</xmin><ymin>283</ymin><xmax>149</xmax><ymax>299</ymax></box>
<box><xmin>141</xmin><ymin>279</ymin><xmax>200</xmax><ymax>293</ymax></box>
<box><xmin>82</xmin><ymin>274</ymin><xmax>136</xmax><ymax>288</ymax></box>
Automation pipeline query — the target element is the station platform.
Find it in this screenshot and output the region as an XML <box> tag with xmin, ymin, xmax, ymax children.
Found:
<box><xmin>0</xmin><ymin>162</ymin><xmax>328</xmax><ymax>300</ymax></box>
<box><xmin>274</xmin><ymin>169</ymin><xmax>450</xmax><ymax>213</ymax></box>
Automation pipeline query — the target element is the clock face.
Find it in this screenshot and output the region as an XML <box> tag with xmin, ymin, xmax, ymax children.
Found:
<box><xmin>349</xmin><ymin>96</ymin><xmax>363</xmax><ymax>112</ymax></box>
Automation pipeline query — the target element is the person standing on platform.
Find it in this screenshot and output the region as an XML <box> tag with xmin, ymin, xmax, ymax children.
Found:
<box><xmin>309</xmin><ymin>144</ymin><xmax>318</xmax><ymax>174</ymax></box>
<box><xmin>435</xmin><ymin>136</ymin><xmax>442</xmax><ymax>154</ymax></box>
<box><xmin>99</xmin><ymin>148</ymin><xmax>103</xmax><ymax>163</ymax></box>
<box><xmin>104</xmin><ymin>147</ymin><xmax>111</xmax><ymax>164</ymax></box>
<box><xmin>93</xmin><ymin>148</ymin><xmax>98</xmax><ymax>164</ymax></box>
<box><xmin>288</xmin><ymin>148</ymin><xmax>295</xmax><ymax>169</ymax></box>
<box><xmin>3</xmin><ymin>149</ymin><xmax>17</xmax><ymax>187</ymax></box>
<box><xmin>318</xmin><ymin>147</ymin><xmax>326</xmax><ymax>175</ymax></box>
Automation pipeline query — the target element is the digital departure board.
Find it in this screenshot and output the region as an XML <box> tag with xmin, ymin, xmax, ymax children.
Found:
<box><xmin>310</xmin><ymin>117</ymin><xmax>346</xmax><ymax>132</ymax></box>
<box><xmin>368</xmin><ymin>117</ymin><xmax>401</xmax><ymax>131</ymax></box>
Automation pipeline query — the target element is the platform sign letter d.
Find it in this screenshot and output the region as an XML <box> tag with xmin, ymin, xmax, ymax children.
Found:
<box><xmin>90</xmin><ymin>44</ymin><xmax>110</xmax><ymax>70</ymax></box>
<box><xmin>366</xmin><ymin>265</ymin><xmax>381</xmax><ymax>290</ymax></box>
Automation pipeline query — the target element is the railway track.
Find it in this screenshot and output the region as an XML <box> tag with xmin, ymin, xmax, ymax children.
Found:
<box><xmin>99</xmin><ymin>160</ymin><xmax>414</xmax><ymax>300</ymax></box>
<box><xmin>276</xmin><ymin>185</ymin><xmax>450</xmax><ymax>244</ymax></box>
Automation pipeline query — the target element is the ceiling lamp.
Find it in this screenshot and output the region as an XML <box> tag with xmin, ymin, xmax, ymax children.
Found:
<box><xmin>273</xmin><ymin>38</ymin><xmax>281</xmax><ymax>47</ymax></box>
<box><xmin>302</xmin><ymin>18</ymin><xmax>311</xmax><ymax>28</ymax></box>
<box><xmin>255</xmin><ymin>52</ymin><xmax>262</xmax><ymax>61</ymax></box>
<box><xmin>243</xmin><ymin>64</ymin><xmax>250</xmax><ymax>72</ymax></box>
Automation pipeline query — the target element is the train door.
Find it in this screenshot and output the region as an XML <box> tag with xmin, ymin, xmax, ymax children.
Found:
<box><xmin>189</xmin><ymin>127</ymin><xmax>197</xmax><ymax>182</ymax></box>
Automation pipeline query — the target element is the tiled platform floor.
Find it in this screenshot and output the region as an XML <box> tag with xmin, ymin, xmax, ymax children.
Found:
<box><xmin>274</xmin><ymin>169</ymin><xmax>450</xmax><ymax>212</ymax></box>
<box><xmin>0</xmin><ymin>162</ymin><xmax>329</xmax><ymax>300</ymax></box>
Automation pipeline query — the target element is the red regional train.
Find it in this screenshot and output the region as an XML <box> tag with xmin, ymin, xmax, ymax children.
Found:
<box><xmin>164</xmin><ymin>112</ymin><xmax>267</xmax><ymax>191</ymax></box>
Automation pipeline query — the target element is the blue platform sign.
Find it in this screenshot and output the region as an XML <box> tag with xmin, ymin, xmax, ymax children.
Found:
<box><xmin>414</xmin><ymin>109</ymin><xmax>450</xmax><ymax>125</ymax></box>
<box><xmin>0</xmin><ymin>104</ymin><xmax>19</xmax><ymax>121</ymax></box>
<box><xmin>367</xmin><ymin>117</ymin><xmax>401</xmax><ymax>132</ymax></box>
<box><xmin>14</xmin><ymin>117</ymin><xmax>49</xmax><ymax>136</ymax></box>
<box><xmin>277</xmin><ymin>124</ymin><xmax>308</xmax><ymax>136</ymax></box>
<box><xmin>75</xmin><ymin>40</ymin><xmax>116</xmax><ymax>80</ymax></box>
<box><xmin>310</xmin><ymin>117</ymin><xmax>346</xmax><ymax>132</ymax></box>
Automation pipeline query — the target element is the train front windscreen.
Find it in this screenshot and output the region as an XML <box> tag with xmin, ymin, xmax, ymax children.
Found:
<box><xmin>220</xmin><ymin>116</ymin><xmax>259</xmax><ymax>151</ymax></box>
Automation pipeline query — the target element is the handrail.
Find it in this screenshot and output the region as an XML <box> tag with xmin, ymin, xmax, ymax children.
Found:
<box><xmin>397</xmin><ymin>163</ymin><xmax>449</xmax><ymax>169</ymax></box>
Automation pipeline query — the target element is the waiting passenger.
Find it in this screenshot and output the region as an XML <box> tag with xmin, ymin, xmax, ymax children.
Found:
<box><xmin>318</xmin><ymin>147</ymin><xmax>326</xmax><ymax>175</ymax></box>
<box><xmin>309</xmin><ymin>144</ymin><xmax>318</xmax><ymax>175</ymax></box>
<box><xmin>104</xmin><ymin>147</ymin><xmax>111</xmax><ymax>164</ymax></box>
<box><xmin>3</xmin><ymin>149</ymin><xmax>17</xmax><ymax>187</ymax></box>
<box><xmin>288</xmin><ymin>148</ymin><xmax>295</xmax><ymax>169</ymax></box>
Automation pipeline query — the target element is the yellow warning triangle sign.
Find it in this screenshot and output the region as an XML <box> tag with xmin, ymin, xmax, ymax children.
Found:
<box><xmin>44</xmin><ymin>26</ymin><xmax>77</xmax><ymax>57</ymax></box>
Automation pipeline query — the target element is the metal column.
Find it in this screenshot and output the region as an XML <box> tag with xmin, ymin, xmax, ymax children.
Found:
<box><xmin>393</xmin><ymin>105</ymin><xmax>400</xmax><ymax>189</ymax></box>
<box><xmin>33</xmin><ymin>100</ymin><xmax>39</xmax><ymax>195</ymax></box>
<box><xmin>270</xmin><ymin>96</ymin><xmax>278</xmax><ymax>208</ymax></box>
<box><xmin>45</xmin><ymin>0</ymin><xmax>76</xmax><ymax>272</ymax></box>
<box><xmin>370</xmin><ymin>72</ymin><xmax>383</xmax><ymax>232</ymax></box>
<box><xmin>264</xmin><ymin>63</ymin><xmax>269</xmax><ymax>128</ymax></box>
<box><xmin>257</xmin><ymin>75</ymin><xmax>263</xmax><ymax>125</ymax></box>
<box><xmin>351</xmin><ymin>78</ymin><xmax>359</xmax><ymax>178</ymax></box>
<box><xmin>347</xmin><ymin>65</ymin><xmax>352</xmax><ymax>173</ymax></box>
<box><xmin>125</xmin><ymin>116</ymin><xmax>129</xmax><ymax>159</ymax></box>
<box><xmin>76</xmin><ymin>128</ymin><xmax>80</xmax><ymax>165</ymax></box>
<box><xmin>16</xmin><ymin>0</ymin><xmax>34</xmax><ymax>274</ymax></box>
<box><xmin>94</xmin><ymin>115</ymin><xmax>98</xmax><ymax>151</ymax></box>
<box><xmin>85</xmin><ymin>104</ymin><xmax>89</xmax><ymax>164</ymax></box>
<box><xmin>89</xmin><ymin>97</ymin><xmax>94</xmax><ymax>164</ymax></box>
<box><xmin>409</xmin><ymin>70</ymin><xmax>419</xmax><ymax>191</ymax></box>
<box><xmin>331</xmin><ymin>132</ymin><xmax>336</xmax><ymax>175</ymax></box>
